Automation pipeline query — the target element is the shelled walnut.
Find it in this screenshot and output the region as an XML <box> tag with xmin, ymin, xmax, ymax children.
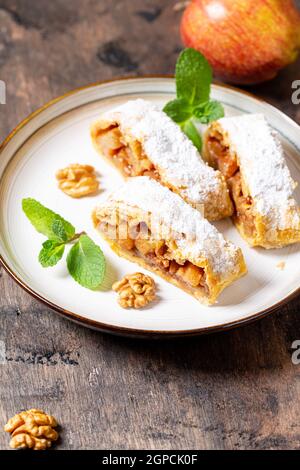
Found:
<box><xmin>112</xmin><ymin>272</ymin><xmax>156</xmax><ymax>309</ymax></box>
<box><xmin>56</xmin><ymin>163</ymin><xmax>99</xmax><ymax>198</ymax></box>
<box><xmin>4</xmin><ymin>409</ymin><xmax>59</xmax><ymax>450</ymax></box>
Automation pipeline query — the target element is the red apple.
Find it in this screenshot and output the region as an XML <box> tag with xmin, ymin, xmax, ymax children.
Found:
<box><xmin>181</xmin><ymin>0</ymin><xmax>300</xmax><ymax>84</ymax></box>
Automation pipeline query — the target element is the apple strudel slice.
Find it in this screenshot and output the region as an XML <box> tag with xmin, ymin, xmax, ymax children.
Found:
<box><xmin>92</xmin><ymin>177</ymin><xmax>246</xmax><ymax>305</ymax></box>
<box><xmin>203</xmin><ymin>114</ymin><xmax>300</xmax><ymax>249</ymax></box>
<box><xmin>91</xmin><ymin>99</ymin><xmax>233</xmax><ymax>221</ymax></box>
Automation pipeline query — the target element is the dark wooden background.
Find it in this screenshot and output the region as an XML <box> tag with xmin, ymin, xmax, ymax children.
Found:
<box><xmin>1</xmin><ymin>0</ymin><xmax>300</xmax><ymax>450</ymax></box>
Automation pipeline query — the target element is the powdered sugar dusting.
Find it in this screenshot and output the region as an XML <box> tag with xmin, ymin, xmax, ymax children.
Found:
<box><xmin>98</xmin><ymin>177</ymin><xmax>242</xmax><ymax>276</ymax></box>
<box><xmin>101</xmin><ymin>99</ymin><xmax>225</xmax><ymax>206</ymax></box>
<box><xmin>219</xmin><ymin>113</ymin><xmax>300</xmax><ymax>230</ymax></box>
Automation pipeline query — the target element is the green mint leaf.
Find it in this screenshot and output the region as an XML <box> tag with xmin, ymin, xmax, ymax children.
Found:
<box><xmin>66</xmin><ymin>234</ymin><xmax>106</xmax><ymax>289</ymax></box>
<box><xmin>193</xmin><ymin>100</ymin><xmax>225</xmax><ymax>124</ymax></box>
<box><xmin>181</xmin><ymin>119</ymin><xmax>202</xmax><ymax>152</ymax></box>
<box><xmin>22</xmin><ymin>198</ymin><xmax>75</xmax><ymax>242</ymax></box>
<box><xmin>163</xmin><ymin>99</ymin><xmax>192</xmax><ymax>124</ymax></box>
<box><xmin>52</xmin><ymin>219</ymin><xmax>69</xmax><ymax>242</ymax></box>
<box><xmin>176</xmin><ymin>48</ymin><xmax>212</xmax><ymax>106</ymax></box>
<box><xmin>39</xmin><ymin>240</ymin><xmax>65</xmax><ymax>268</ymax></box>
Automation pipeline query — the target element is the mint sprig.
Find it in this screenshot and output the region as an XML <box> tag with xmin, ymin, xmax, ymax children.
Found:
<box><xmin>182</xmin><ymin>120</ymin><xmax>202</xmax><ymax>152</ymax></box>
<box><xmin>39</xmin><ymin>240</ymin><xmax>65</xmax><ymax>267</ymax></box>
<box><xmin>163</xmin><ymin>48</ymin><xmax>224</xmax><ymax>151</ymax></box>
<box><xmin>22</xmin><ymin>198</ymin><xmax>106</xmax><ymax>290</ymax></box>
<box><xmin>67</xmin><ymin>234</ymin><xmax>106</xmax><ymax>289</ymax></box>
<box><xmin>176</xmin><ymin>48</ymin><xmax>212</xmax><ymax>106</ymax></box>
<box><xmin>22</xmin><ymin>198</ymin><xmax>75</xmax><ymax>242</ymax></box>
<box><xmin>193</xmin><ymin>101</ymin><xmax>225</xmax><ymax>124</ymax></box>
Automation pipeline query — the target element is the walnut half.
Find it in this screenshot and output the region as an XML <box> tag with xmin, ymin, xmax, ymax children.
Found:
<box><xmin>112</xmin><ymin>272</ymin><xmax>156</xmax><ymax>309</ymax></box>
<box><xmin>56</xmin><ymin>163</ymin><xmax>99</xmax><ymax>198</ymax></box>
<box><xmin>4</xmin><ymin>409</ymin><xmax>59</xmax><ymax>450</ymax></box>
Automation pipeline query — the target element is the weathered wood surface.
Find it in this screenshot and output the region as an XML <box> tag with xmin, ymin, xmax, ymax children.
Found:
<box><xmin>0</xmin><ymin>0</ymin><xmax>300</xmax><ymax>450</ymax></box>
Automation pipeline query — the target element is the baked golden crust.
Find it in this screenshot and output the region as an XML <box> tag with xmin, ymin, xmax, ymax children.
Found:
<box><xmin>92</xmin><ymin>177</ymin><xmax>246</xmax><ymax>305</ymax></box>
<box><xmin>91</xmin><ymin>99</ymin><xmax>233</xmax><ymax>221</ymax></box>
<box><xmin>204</xmin><ymin>115</ymin><xmax>300</xmax><ymax>249</ymax></box>
<box><xmin>97</xmin><ymin>233</ymin><xmax>246</xmax><ymax>306</ymax></box>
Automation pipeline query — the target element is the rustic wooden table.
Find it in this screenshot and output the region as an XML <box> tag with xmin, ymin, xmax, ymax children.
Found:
<box><xmin>0</xmin><ymin>0</ymin><xmax>300</xmax><ymax>450</ymax></box>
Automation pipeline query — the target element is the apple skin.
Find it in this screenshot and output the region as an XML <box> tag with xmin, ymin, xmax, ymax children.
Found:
<box><xmin>181</xmin><ymin>0</ymin><xmax>300</xmax><ymax>85</ymax></box>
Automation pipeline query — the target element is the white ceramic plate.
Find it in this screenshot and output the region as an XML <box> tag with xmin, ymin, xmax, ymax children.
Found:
<box><xmin>1</xmin><ymin>78</ymin><xmax>300</xmax><ymax>337</ymax></box>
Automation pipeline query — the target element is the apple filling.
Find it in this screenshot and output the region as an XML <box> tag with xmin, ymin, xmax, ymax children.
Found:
<box><xmin>95</xmin><ymin>125</ymin><xmax>160</xmax><ymax>179</ymax></box>
<box><xmin>206</xmin><ymin>132</ymin><xmax>255</xmax><ymax>235</ymax></box>
<box><xmin>101</xmin><ymin>218</ymin><xmax>208</xmax><ymax>294</ymax></box>
<box><xmin>227</xmin><ymin>173</ymin><xmax>255</xmax><ymax>237</ymax></box>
